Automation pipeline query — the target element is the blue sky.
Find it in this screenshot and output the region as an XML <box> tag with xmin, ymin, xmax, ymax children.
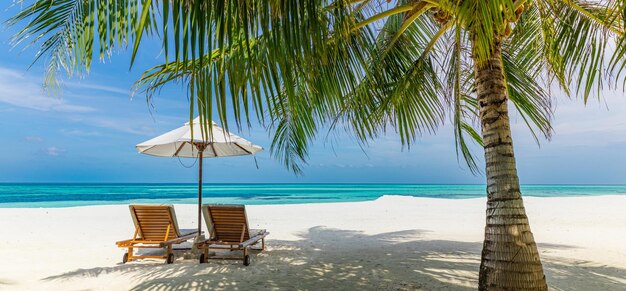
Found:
<box><xmin>0</xmin><ymin>5</ymin><xmax>625</xmax><ymax>184</ymax></box>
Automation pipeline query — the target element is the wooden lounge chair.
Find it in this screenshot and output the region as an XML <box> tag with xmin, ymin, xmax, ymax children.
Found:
<box><xmin>196</xmin><ymin>204</ymin><xmax>269</xmax><ymax>266</ymax></box>
<box><xmin>116</xmin><ymin>205</ymin><xmax>199</xmax><ymax>264</ymax></box>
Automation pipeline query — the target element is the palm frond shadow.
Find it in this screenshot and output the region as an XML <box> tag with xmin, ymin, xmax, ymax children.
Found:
<box><xmin>40</xmin><ymin>227</ymin><xmax>626</xmax><ymax>290</ymax></box>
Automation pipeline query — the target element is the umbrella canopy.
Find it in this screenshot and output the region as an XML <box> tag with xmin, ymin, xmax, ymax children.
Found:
<box><xmin>136</xmin><ymin>117</ymin><xmax>263</xmax><ymax>236</ymax></box>
<box><xmin>137</xmin><ymin>117</ymin><xmax>263</xmax><ymax>157</ymax></box>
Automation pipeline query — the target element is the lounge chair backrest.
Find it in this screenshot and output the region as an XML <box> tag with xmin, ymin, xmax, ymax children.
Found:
<box><xmin>202</xmin><ymin>204</ymin><xmax>250</xmax><ymax>243</ymax></box>
<box><xmin>129</xmin><ymin>205</ymin><xmax>181</xmax><ymax>241</ymax></box>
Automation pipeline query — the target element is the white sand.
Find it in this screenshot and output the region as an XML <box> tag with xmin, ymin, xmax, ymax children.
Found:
<box><xmin>0</xmin><ymin>195</ymin><xmax>625</xmax><ymax>290</ymax></box>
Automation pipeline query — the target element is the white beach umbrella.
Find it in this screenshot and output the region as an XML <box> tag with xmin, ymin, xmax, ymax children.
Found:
<box><xmin>136</xmin><ymin>117</ymin><xmax>263</xmax><ymax>235</ymax></box>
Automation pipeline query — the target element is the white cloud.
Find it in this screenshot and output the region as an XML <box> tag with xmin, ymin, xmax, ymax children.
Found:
<box><xmin>60</xmin><ymin>129</ymin><xmax>102</xmax><ymax>137</ymax></box>
<box><xmin>90</xmin><ymin>119</ymin><xmax>153</xmax><ymax>135</ymax></box>
<box><xmin>547</xmin><ymin>94</ymin><xmax>626</xmax><ymax>146</ymax></box>
<box><xmin>504</xmin><ymin>92</ymin><xmax>626</xmax><ymax>149</ymax></box>
<box><xmin>0</xmin><ymin>68</ymin><xmax>96</xmax><ymax>113</ymax></box>
<box><xmin>65</xmin><ymin>115</ymin><xmax>179</xmax><ymax>136</ymax></box>
<box><xmin>25</xmin><ymin>136</ymin><xmax>43</xmax><ymax>143</ymax></box>
<box><xmin>0</xmin><ymin>67</ymin><xmax>183</xmax><ymax>136</ymax></box>
<box><xmin>46</xmin><ymin>147</ymin><xmax>65</xmax><ymax>156</ymax></box>
<box><xmin>66</xmin><ymin>82</ymin><xmax>130</xmax><ymax>96</ymax></box>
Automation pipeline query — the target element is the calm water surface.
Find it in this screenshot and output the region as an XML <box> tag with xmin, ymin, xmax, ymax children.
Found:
<box><xmin>1</xmin><ymin>184</ymin><xmax>625</xmax><ymax>208</ymax></box>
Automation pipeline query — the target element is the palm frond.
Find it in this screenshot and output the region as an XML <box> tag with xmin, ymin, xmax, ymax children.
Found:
<box><xmin>9</xmin><ymin>0</ymin><xmax>626</xmax><ymax>176</ymax></box>
<box><xmin>339</xmin><ymin>3</ymin><xmax>445</xmax><ymax>147</ymax></box>
<box><xmin>441</xmin><ymin>23</ymin><xmax>483</xmax><ymax>173</ymax></box>
<box><xmin>503</xmin><ymin>5</ymin><xmax>553</xmax><ymax>142</ymax></box>
<box><xmin>538</xmin><ymin>0</ymin><xmax>624</xmax><ymax>102</ymax></box>
<box><xmin>7</xmin><ymin>0</ymin><xmax>157</xmax><ymax>89</ymax></box>
<box><xmin>269</xmin><ymin>88</ymin><xmax>317</xmax><ymax>175</ymax></box>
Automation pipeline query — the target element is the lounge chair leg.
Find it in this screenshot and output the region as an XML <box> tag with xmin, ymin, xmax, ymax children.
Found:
<box><xmin>127</xmin><ymin>247</ymin><xmax>133</xmax><ymax>262</ymax></box>
<box><xmin>262</xmin><ymin>238</ymin><xmax>265</xmax><ymax>251</ymax></box>
<box><xmin>165</xmin><ymin>245</ymin><xmax>174</xmax><ymax>264</ymax></box>
<box><xmin>243</xmin><ymin>247</ymin><xmax>250</xmax><ymax>266</ymax></box>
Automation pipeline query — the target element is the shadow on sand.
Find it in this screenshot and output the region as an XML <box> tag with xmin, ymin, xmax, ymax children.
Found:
<box><xmin>0</xmin><ymin>280</ymin><xmax>13</xmax><ymax>286</ymax></box>
<box><xmin>41</xmin><ymin>227</ymin><xmax>626</xmax><ymax>290</ymax></box>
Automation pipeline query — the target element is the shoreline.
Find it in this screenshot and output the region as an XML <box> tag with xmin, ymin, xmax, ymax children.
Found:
<box><xmin>3</xmin><ymin>192</ymin><xmax>626</xmax><ymax>209</ymax></box>
<box><xmin>1</xmin><ymin>195</ymin><xmax>625</xmax><ymax>289</ymax></box>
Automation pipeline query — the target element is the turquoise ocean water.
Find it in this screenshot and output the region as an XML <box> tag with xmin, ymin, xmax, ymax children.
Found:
<box><xmin>0</xmin><ymin>184</ymin><xmax>625</xmax><ymax>208</ymax></box>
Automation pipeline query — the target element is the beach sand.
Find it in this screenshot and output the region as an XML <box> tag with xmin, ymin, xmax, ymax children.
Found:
<box><xmin>0</xmin><ymin>195</ymin><xmax>625</xmax><ymax>290</ymax></box>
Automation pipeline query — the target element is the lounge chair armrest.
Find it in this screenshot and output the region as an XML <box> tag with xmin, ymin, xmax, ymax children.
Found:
<box><xmin>116</xmin><ymin>239</ymin><xmax>137</xmax><ymax>247</ymax></box>
<box><xmin>158</xmin><ymin>231</ymin><xmax>199</xmax><ymax>247</ymax></box>
<box><xmin>239</xmin><ymin>231</ymin><xmax>269</xmax><ymax>248</ymax></box>
<box><xmin>196</xmin><ymin>240</ymin><xmax>234</xmax><ymax>247</ymax></box>
<box><xmin>196</xmin><ymin>239</ymin><xmax>209</xmax><ymax>247</ymax></box>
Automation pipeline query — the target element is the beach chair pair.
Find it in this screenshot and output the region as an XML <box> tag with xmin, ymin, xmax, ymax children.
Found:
<box><xmin>116</xmin><ymin>204</ymin><xmax>268</xmax><ymax>266</ymax></box>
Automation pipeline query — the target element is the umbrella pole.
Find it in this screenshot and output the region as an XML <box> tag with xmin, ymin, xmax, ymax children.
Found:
<box><xmin>198</xmin><ymin>150</ymin><xmax>203</xmax><ymax>235</ymax></box>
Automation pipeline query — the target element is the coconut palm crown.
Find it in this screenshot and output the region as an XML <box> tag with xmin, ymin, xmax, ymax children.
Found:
<box><xmin>8</xmin><ymin>0</ymin><xmax>626</xmax><ymax>289</ymax></box>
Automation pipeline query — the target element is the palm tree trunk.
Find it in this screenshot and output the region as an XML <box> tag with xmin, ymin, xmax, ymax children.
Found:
<box><xmin>474</xmin><ymin>38</ymin><xmax>548</xmax><ymax>290</ymax></box>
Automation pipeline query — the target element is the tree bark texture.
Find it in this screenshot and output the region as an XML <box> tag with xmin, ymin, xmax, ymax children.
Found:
<box><xmin>475</xmin><ymin>38</ymin><xmax>548</xmax><ymax>290</ymax></box>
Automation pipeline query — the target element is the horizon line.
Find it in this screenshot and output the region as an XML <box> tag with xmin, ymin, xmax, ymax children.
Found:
<box><xmin>1</xmin><ymin>182</ymin><xmax>626</xmax><ymax>186</ymax></box>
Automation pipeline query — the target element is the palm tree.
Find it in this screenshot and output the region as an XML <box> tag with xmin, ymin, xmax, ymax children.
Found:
<box><xmin>8</xmin><ymin>0</ymin><xmax>626</xmax><ymax>289</ymax></box>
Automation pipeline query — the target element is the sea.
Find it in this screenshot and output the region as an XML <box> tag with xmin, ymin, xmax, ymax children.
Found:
<box><xmin>0</xmin><ymin>184</ymin><xmax>625</xmax><ymax>208</ymax></box>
